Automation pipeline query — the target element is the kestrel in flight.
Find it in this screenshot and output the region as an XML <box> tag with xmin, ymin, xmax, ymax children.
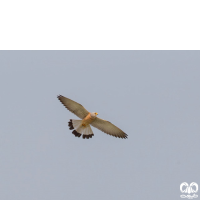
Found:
<box><xmin>57</xmin><ymin>95</ymin><xmax>128</xmax><ymax>139</ymax></box>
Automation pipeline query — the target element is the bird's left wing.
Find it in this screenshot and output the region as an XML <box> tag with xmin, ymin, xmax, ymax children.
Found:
<box><xmin>57</xmin><ymin>95</ymin><xmax>89</xmax><ymax>119</ymax></box>
<box><xmin>91</xmin><ymin>117</ymin><xmax>128</xmax><ymax>138</ymax></box>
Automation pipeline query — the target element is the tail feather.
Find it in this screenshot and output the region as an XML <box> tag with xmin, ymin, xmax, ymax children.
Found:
<box><xmin>68</xmin><ymin>119</ymin><xmax>94</xmax><ymax>139</ymax></box>
<box><xmin>68</xmin><ymin>120</ymin><xmax>74</xmax><ymax>130</ymax></box>
<box><xmin>72</xmin><ymin>130</ymin><xmax>81</xmax><ymax>137</ymax></box>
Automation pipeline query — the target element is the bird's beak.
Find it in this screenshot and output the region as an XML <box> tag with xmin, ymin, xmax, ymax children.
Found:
<box><xmin>96</xmin><ymin>113</ymin><xmax>98</xmax><ymax>115</ymax></box>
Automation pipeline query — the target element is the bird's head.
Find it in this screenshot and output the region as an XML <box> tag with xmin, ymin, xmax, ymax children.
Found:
<box><xmin>91</xmin><ymin>112</ymin><xmax>98</xmax><ymax>118</ymax></box>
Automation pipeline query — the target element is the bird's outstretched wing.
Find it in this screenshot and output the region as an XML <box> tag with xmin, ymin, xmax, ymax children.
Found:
<box><xmin>57</xmin><ymin>95</ymin><xmax>89</xmax><ymax>119</ymax></box>
<box><xmin>91</xmin><ymin>117</ymin><xmax>128</xmax><ymax>138</ymax></box>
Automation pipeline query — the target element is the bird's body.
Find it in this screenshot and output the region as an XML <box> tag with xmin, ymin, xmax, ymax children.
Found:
<box><xmin>82</xmin><ymin>112</ymin><xmax>97</xmax><ymax>126</ymax></box>
<box><xmin>57</xmin><ymin>95</ymin><xmax>128</xmax><ymax>139</ymax></box>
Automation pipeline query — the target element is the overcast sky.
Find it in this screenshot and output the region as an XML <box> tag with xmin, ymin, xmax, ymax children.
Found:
<box><xmin>0</xmin><ymin>51</ymin><xmax>200</xmax><ymax>200</ymax></box>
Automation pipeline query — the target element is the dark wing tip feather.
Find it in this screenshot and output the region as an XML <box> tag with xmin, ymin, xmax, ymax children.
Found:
<box><xmin>57</xmin><ymin>95</ymin><xmax>70</xmax><ymax>110</ymax></box>
<box><xmin>100</xmin><ymin>128</ymin><xmax>128</xmax><ymax>139</ymax></box>
<box><xmin>110</xmin><ymin>132</ymin><xmax>128</xmax><ymax>139</ymax></box>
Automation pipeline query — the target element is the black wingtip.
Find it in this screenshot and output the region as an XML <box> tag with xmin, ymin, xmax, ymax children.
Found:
<box><xmin>124</xmin><ymin>134</ymin><xmax>128</xmax><ymax>139</ymax></box>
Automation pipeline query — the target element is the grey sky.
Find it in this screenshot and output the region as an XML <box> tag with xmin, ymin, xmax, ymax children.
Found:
<box><xmin>0</xmin><ymin>51</ymin><xmax>200</xmax><ymax>200</ymax></box>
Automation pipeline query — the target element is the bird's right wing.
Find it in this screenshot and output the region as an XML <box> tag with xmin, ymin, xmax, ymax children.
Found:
<box><xmin>57</xmin><ymin>95</ymin><xmax>89</xmax><ymax>119</ymax></box>
<box><xmin>91</xmin><ymin>117</ymin><xmax>128</xmax><ymax>138</ymax></box>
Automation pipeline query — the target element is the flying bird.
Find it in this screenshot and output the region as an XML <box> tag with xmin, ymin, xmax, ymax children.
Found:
<box><xmin>57</xmin><ymin>95</ymin><xmax>128</xmax><ymax>139</ymax></box>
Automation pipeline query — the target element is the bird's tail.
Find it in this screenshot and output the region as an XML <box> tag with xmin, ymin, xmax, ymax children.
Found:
<box><xmin>68</xmin><ymin>119</ymin><xmax>94</xmax><ymax>139</ymax></box>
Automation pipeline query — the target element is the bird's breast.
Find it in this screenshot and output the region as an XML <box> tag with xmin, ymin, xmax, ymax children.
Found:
<box><xmin>82</xmin><ymin>113</ymin><xmax>96</xmax><ymax>125</ymax></box>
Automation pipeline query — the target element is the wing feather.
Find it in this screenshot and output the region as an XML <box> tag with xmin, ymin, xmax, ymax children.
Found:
<box><xmin>57</xmin><ymin>95</ymin><xmax>89</xmax><ymax>119</ymax></box>
<box><xmin>91</xmin><ymin>117</ymin><xmax>128</xmax><ymax>139</ymax></box>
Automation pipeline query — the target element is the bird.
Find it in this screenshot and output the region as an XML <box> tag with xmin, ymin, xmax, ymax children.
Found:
<box><xmin>57</xmin><ymin>95</ymin><xmax>128</xmax><ymax>139</ymax></box>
